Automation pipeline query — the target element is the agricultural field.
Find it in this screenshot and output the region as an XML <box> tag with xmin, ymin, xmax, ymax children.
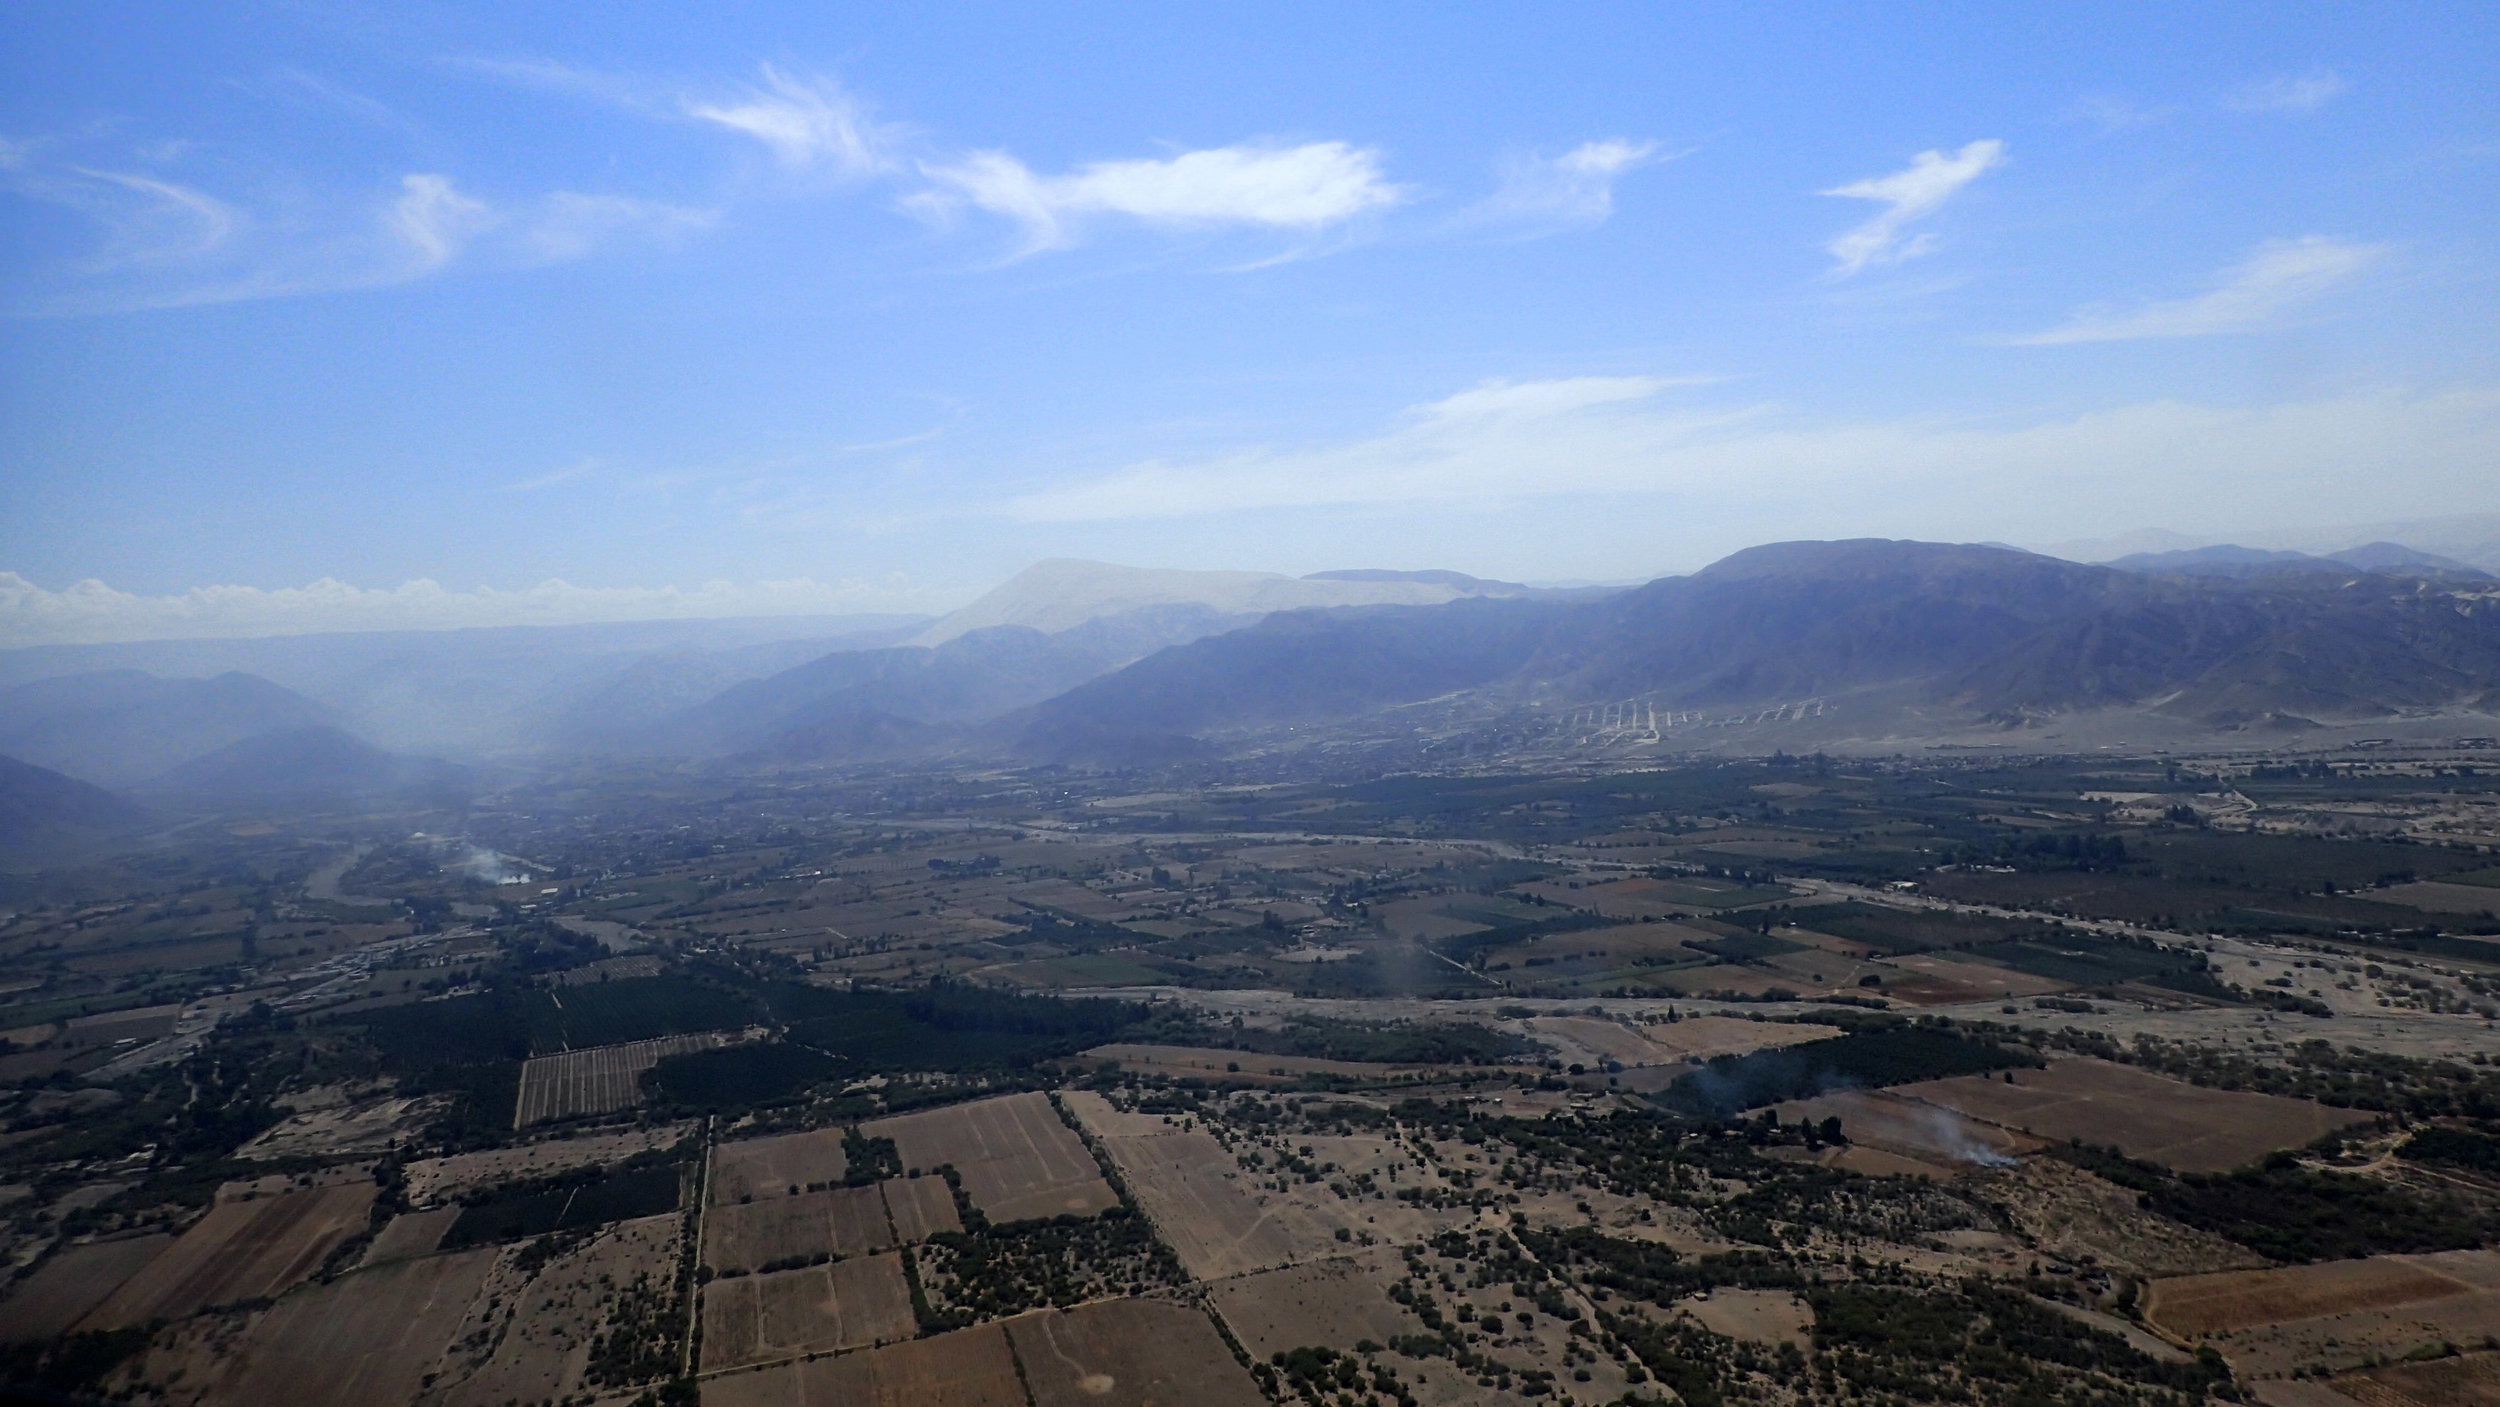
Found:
<box><xmin>7</xmin><ymin>748</ymin><xmax>2500</xmax><ymax>1406</ymax></box>
<box><xmin>864</xmin><ymin>1092</ymin><xmax>1118</xmax><ymax>1223</ymax></box>
<box><xmin>1895</xmin><ymin>1058</ymin><xmax>2377</xmax><ymax>1172</ymax></box>
<box><xmin>699</xmin><ymin>1321</ymin><xmax>1028</xmax><ymax>1407</ymax></box>
<box><xmin>699</xmin><ymin>1251</ymin><xmax>916</xmax><ymax>1371</ymax></box>
<box><xmin>514</xmin><ymin>1030</ymin><xmax>738</xmax><ymax>1125</ymax></box>
<box><xmin>1006</xmin><ymin>1298</ymin><xmax>1267</xmax><ymax>1407</ymax></box>
<box><xmin>78</xmin><ymin>1181</ymin><xmax>377</xmax><ymax>1328</ymax></box>
<box><xmin>112</xmin><ymin>1248</ymin><xmax>500</xmax><ymax>1407</ymax></box>
<box><xmin>1077</xmin><ymin>1042</ymin><xmax>1444</xmax><ymax>1083</ymax></box>
<box><xmin>360</xmin><ymin>1207</ymin><xmax>458</xmax><ymax>1265</ymax></box>
<box><xmin>881</xmin><ymin>1173</ymin><xmax>963</xmax><ymax>1240</ymax></box>
<box><xmin>1206</xmin><ymin>1247</ymin><xmax>1427</xmax><ymax>1358</ymax></box>
<box><xmin>2145</xmin><ymin>1249</ymin><xmax>2500</xmax><ymax>1379</ymax></box>
<box><xmin>1525</xmin><ymin>1013</ymin><xmax>1839</xmax><ymax>1068</ymax></box>
<box><xmin>404</xmin><ymin>1120</ymin><xmax>697</xmax><ymax>1204</ymax></box>
<box><xmin>699</xmin><ymin>1182</ymin><xmax>894</xmax><ymax>1272</ymax></box>
<box><xmin>709</xmin><ymin>1126</ymin><xmax>850</xmax><ymax>1203</ymax></box>
<box><xmin>0</xmin><ymin>1234</ymin><xmax>172</xmax><ymax>1341</ymax></box>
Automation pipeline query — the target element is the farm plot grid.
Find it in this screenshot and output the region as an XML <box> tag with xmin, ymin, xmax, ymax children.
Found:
<box><xmin>514</xmin><ymin>1032</ymin><xmax>731</xmax><ymax>1126</ymax></box>
<box><xmin>702</xmin><ymin>1176</ymin><xmax>961</xmax><ymax>1273</ymax></box>
<box><xmin>863</xmin><ymin>1091</ymin><xmax>1117</xmax><ymax>1224</ymax></box>
<box><xmin>709</xmin><ymin>1127</ymin><xmax>848</xmax><ymax>1205</ymax></box>
<box><xmin>699</xmin><ymin>1252</ymin><xmax>917</xmax><ymax>1372</ymax></box>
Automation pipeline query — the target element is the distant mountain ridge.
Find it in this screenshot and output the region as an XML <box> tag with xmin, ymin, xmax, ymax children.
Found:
<box><xmin>0</xmin><ymin>754</ymin><xmax>150</xmax><ymax>868</ymax></box>
<box><xmin>2106</xmin><ymin>542</ymin><xmax>2490</xmax><ymax>580</ymax></box>
<box><xmin>906</xmin><ymin>558</ymin><xmax>1539</xmax><ymax>647</ymax></box>
<box><xmin>0</xmin><ymin>670</ymin><xmax>336</xmax><ymax>787</ymax></box>
<box><xmin>1007</xmin><ymin>539</ymin><xmax>2500</xmax><ymax>760</ymax></box>
<box><xmin>141</xmin><ymin>725</ymin><xmax>473</xmax><ymax>810</ymax></box>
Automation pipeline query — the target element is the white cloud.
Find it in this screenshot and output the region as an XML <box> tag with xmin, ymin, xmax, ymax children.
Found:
<box><xmin>0</xmin><ymin>572</ymin><xmax>932</xmax><ymax>647</ymax></box>
<box><xmin>1820</xmin><ymin>139</ymin><xmax>2004</xmax><ymax>275</ymax></box>
<box><xmin>1462</xmin><ymin>139</ymin><xmax>1666</xmax><ymax>233</ymax></box>
<box><xmin>920</xmin><ymin>140</ymin><xmax>1404</xmax><ymax>253</ymax></box>
<box><xmin>998</xmin><ymin>377</ymin><xmax>2500</xmax><ymax>534</ymax></box>
<box><xmin>0</xmin><ymin>154</ymin><xmax>247</xmax><ymax>276</ymax></box>
<box><xmin>2224</xmin><ymin>70</ymin><xmax>2347</xmax><ymax>113</ymax></box>
<box><xmin>2009</xmin><ymin>236</ymin><xmax>2384</xmax><ymax>345</ymax></box>
<box><xmin>386</xmin><ymin>173</ymin><xmax>494</xmax><ymax>269</ymax></box>
<box><xmin>684</xmin><ymin>66</ymin><xmax>894</xmax><ymax>175</ymax></box>
<box><xmin>524</xmin><ymin>192</ymin><xmax>717</xmax><ymax>262</ymax></box>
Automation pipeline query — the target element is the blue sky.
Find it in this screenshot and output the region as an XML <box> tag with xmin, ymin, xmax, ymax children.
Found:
<box><xmin>3</xmin><ymin>2</ymin><xmax>2497</xmax><ymax>641</ymax></box>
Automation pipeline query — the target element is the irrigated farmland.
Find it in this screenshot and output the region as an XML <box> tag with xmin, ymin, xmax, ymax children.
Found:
<box><xmin>514</xmin><ymin>1032</ymin><xmax>735</xmax><ymax>1125</ymax></box>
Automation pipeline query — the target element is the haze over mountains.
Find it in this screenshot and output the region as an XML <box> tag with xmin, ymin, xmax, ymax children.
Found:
<box><xmin>4</xmin><ymin>538</ymin><xmax>2497</xmax><ymax>862</ymax></box>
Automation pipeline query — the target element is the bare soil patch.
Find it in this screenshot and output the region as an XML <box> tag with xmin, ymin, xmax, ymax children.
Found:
<box><xmin>1966</xmin><ymin>1157</ymin><xmax>2265</xmax><ymax>1278</ymax></box>
<box><xmin>1079</xmin><ymin>1043</ymin><xmax>1436</xmax><ymax>1084</ymax></box>
<box><xmin>710</xmin><ymin>1126</ymin><xmax>849</xmax><ymax>1205</ymax></box>
<box><xmin>1076</xmin><ymin>1123</ymin><xmax>1296</xmax><ymax>1280</ymax></box>
<box><xmin>864</xmin><ymin>1092</ymin><xmax>1116</xmax><ymax>1223</ymax></box>
<box><xmin>1008</xmin><ymin>1298</ymin><xmax>1268</xmax><ymax>1407</ymax></box>
<box><xmin>1874</xmin><ymin>951</ymin><xmax>2073</xmax><ymax>1005</ymax></box>
<box><xmin>406</xmin><ymin>1122</ymin><xmax>694</xmax><ymax>1205</ymax></box>
<box><xmin>119</xmin><ymin>1247</ymin><xmax>496</xmax><ymax>1407</ymax></box>
<box><xmin>2147</xmin><ymin>1255</ymin><xmax>2479</xmax><ymax>1337</ymax></box>
<box><xmin>1897</xmin><ymin>1058</ymin><xmax>2374</xmax><ymax>1172</ymax></box>
<box><xmin>700</xmin><ymin>1320</ymin><xmax>1027</xmax><ymax>1407</ymax></box>
<box><xmin>699</xmin><ymin>1252</ymin><xmax>916</xmax><ymax>1372</ymax></box>
<box><xmin>881</xmin><ymin>1173</ymin><xmax>963</xmax><ymax>1241</ymax></box>
<box><xmin>2376</xmin><ymin>881</ymin><xmax>2500</xmax><ymax>916</ymax></box>
<box><xmin>1616</xmin><ymin>1014</ymin><xmax>1840</xmax><ymax>1059</ymax></box>
<box><xmin>1207</xmin><ymin>1249</ymin><xmax>1423</xmax><ymax>1358</ymax></box>
<box><xmin>0</xmin><ymin>1234</ymin><xmax>171</xmax><ymax>1341</ymax></box>
<box><xmin>361</xmin><ymin>1207</ymin><xmax>460</xmax><ymax>1266</ymax></box>
<box><xmin>1771</xmin><ymin>1090</ymin><xmax>2038</xmax><ymax>1169</ymax></box>
<box><xmin>435</xmin><ymin>1213</ymin><xmax>682</xmax><ymax>1407</ymax></box>
<box><xmin>702</xmin><ymin>1183</ymin><xmax>893</xmax><ymax>1274</ymax></box>
<box><xmin>80</xmin><ymin>1180</ymin><xmax>377</xmax><ymax>1328</ymax></box>
<box><xmin>233</xmin><ymin>1093</ymin><xmax>437</xmax><ymax>1162</ymax></box>
<box><xmin>2335</xmin><ymin>1349</ymin><xmax>2500</xmax><ymax>1406</ymax></box>
<box><xmin>1676</xmin><ymin>1287</ymin><xmax>1813</xmax><ymax>1346</ymax></box>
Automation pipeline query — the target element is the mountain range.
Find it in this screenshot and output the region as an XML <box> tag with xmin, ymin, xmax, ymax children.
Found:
<box><xmin>5</xmin><ymin>538</ymin><xmax>2498</xmax><ymax>862</ymax></box>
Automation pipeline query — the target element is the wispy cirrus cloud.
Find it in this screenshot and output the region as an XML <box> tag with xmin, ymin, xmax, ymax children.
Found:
<box><xmin>997</xmin><ymin>376</ymin><xmax>2500</xmax><ymax>539</ymax></box>
<box><xmin>917</xmin><ymin>140</ymin><xmax>1405</xmax><ymax>254</ymax></box>
<box><xmin>2008</xmin><ymin>236</ymin><xmax>2384</xmax><ymax>345</ymax></box>
<box><xmin>2224</xmin><ymin>70</ymin><xmax>2347</xmax><ymax>113</ymax></box>
<box><xmin>682</xmin><ymin>66</ymin><xmax>899</xmax><ymax>176</ymax></box>
<box><xmin>1459</xmin><ymin>138</ymin><xmax>1669</xmax><ymax>236</ymax></box>
<box><xmin>386</xmin><ymin>173</ymin><xmax>494</xmax><ymax>269</ymax></box>
<box><xmin>1819</xmin><ymin>139</ymin><xmax>2004</xmax><ymax>275</ymax></box>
